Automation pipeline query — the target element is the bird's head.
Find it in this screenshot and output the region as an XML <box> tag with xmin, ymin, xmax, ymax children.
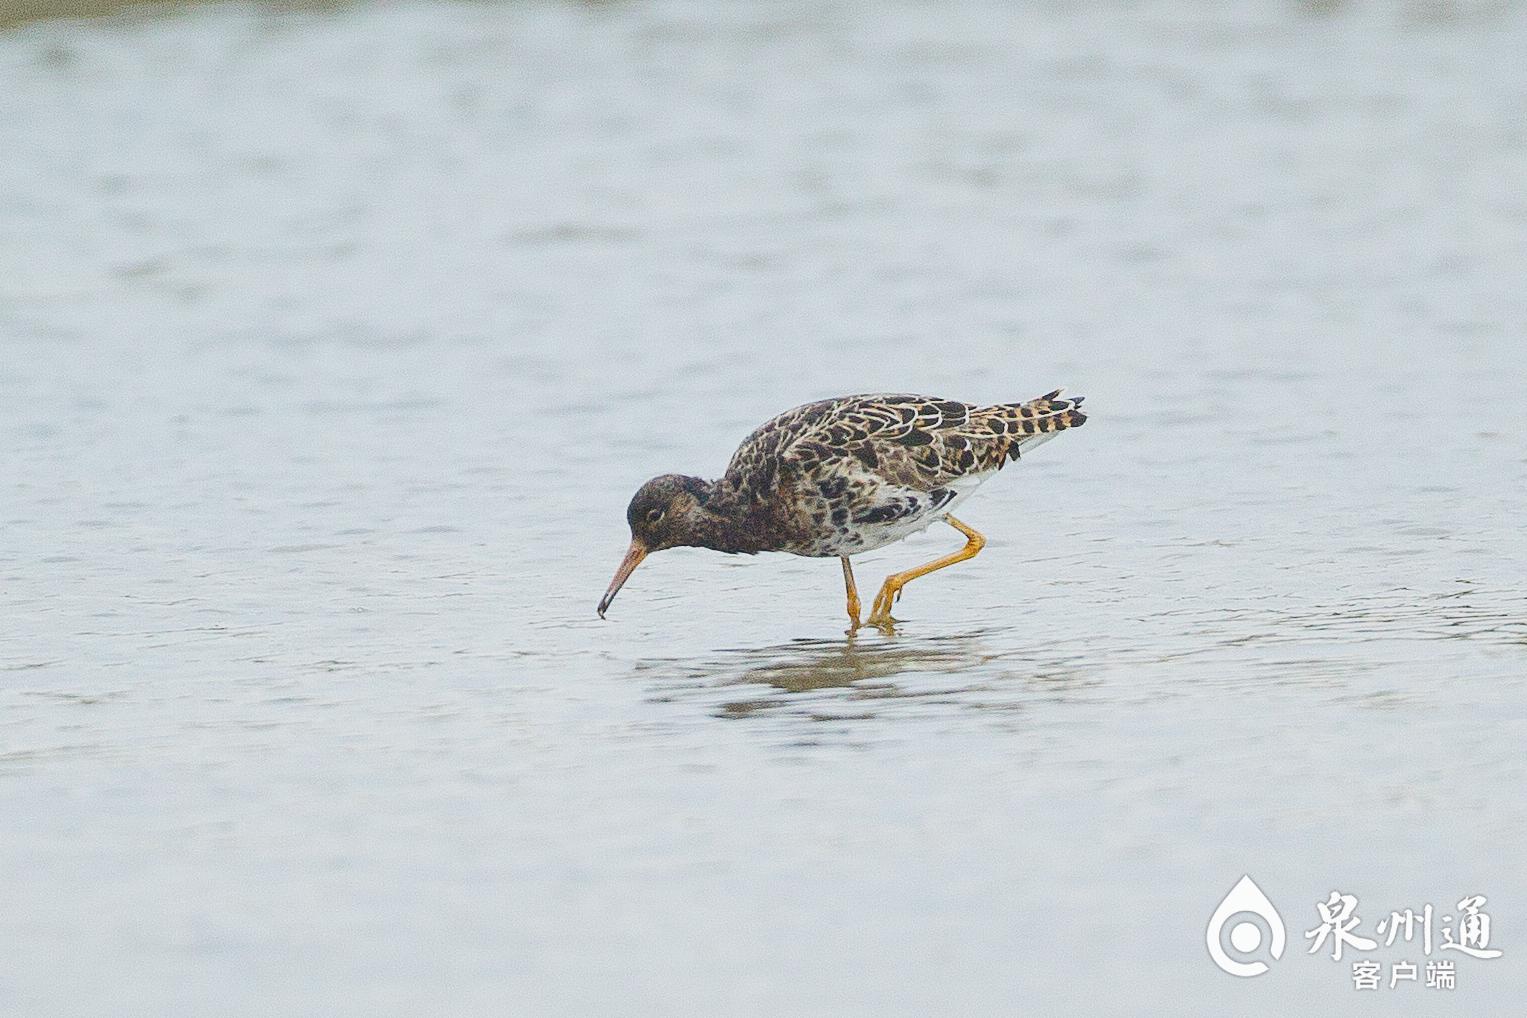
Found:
<box><xmin>597</xmin><ymin>474</ymin><xmax>712</xmax><ymax>617</ymax></box>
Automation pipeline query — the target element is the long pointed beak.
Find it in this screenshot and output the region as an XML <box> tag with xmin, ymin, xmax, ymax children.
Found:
<box><xmin>597</xmin><ymin>539</ymin><xmax>649</xmax><ymax>618</ymax></box>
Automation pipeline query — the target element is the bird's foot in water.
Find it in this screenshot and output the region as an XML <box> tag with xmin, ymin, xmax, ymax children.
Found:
<box><xmin>865</xmin><ymin>584</ymin><xmax>903</xmax><ymax>632</ymax></box>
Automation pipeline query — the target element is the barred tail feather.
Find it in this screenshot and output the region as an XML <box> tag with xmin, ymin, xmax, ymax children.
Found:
<box><xmin>981</xmin><ymin>388</ymin><xmax>1087</xmax><ymax>463</ymax></box>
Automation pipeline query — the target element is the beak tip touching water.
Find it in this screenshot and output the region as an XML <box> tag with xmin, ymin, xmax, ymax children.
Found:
<box><xmin>598</xmin><ymin>539</ymin><xmax>648</xmax><ymax>621</ymax></box>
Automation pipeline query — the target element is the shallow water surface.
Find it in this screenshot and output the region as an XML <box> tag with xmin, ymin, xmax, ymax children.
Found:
<box><xmin>2</xmin><ymin>1</ymin><xmax>1526</xmax><ymax>1014</ymax></box>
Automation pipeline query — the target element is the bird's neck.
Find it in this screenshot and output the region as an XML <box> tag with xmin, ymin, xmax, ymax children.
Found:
<box><xmin>684</xmin><ymin>481</ymin><xmax>766</xmax><ymax>555</ymax></box>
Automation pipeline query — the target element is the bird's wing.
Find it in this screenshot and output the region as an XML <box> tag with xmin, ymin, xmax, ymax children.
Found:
<box><xmin>780</xmin><ymin>394</ymin><xmax>989</xmax><ymax>491</ymax></box>
<box><xmin>722</xmin><ymin>392</ymin><xmax>1085</xmax><ymax>500</ymax></box>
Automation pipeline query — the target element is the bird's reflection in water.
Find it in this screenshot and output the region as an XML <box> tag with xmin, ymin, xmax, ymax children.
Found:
<box><xmin>640</xmin><ymin>627</ymin><xmax>1096</xmax><ymax>721</ymax></box>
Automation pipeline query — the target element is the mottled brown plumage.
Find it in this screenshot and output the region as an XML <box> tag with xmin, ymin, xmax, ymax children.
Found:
<box><xmin>598</xmin><ymin>389</ymin><xmax>1087</xmax><ymax>629</ymax></box>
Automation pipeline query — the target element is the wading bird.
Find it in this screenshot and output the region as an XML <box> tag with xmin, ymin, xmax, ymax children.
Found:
<box><xmin>597</xmin><ymin>390</ymin><xmax>1087</xmax><ymax>630</ymax></box>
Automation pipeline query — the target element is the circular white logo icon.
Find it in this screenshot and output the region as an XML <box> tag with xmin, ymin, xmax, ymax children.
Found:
<box><xmin>1206</xmin><ymin>875</ymin><xmax>1287</xmax><ymax>977</ymax></box>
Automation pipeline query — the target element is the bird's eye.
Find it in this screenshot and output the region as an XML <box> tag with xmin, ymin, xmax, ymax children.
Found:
<box><xmin>646</xmin><ymin>508</ymin><xmax>664</xmax><ymax>524</ymax></box>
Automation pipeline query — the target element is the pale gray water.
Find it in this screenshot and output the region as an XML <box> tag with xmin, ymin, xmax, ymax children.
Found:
<box><xmin>2</xmin><ymin>1</ymin><xmax>1526</xmax><ymax>1014</ymax></box>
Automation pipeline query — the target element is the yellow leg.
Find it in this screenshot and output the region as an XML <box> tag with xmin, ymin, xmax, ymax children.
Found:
<box><xmin>866</xmin><ymin>516</ymin><xmax>986</xmax><ymax>628</ymax></box>
<box><xmin>841</xmin><ymin>556</ymin><xmax>862</xmax><ymax>631</ymax></box>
